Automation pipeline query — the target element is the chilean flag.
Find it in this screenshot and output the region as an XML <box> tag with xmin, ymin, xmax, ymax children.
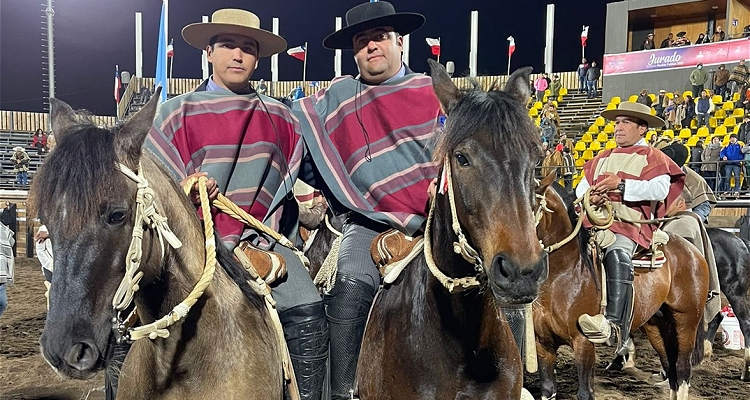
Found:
<box><xmin>114</xmin><ymin>65</ymin><xmax>121</xmax><ymax>104</ymax></box>
<box><xmin>166</xmin><ymin>38</ymin><xmax>174</xmax><ymax>58</ymax></box>
<box><xmin>581</xmin><ymin>26</ymin><xmax>589</xmax><ymax>47</ymax></box>
<box><xmin>287</xmin><ymin>45</ymin><xmax>306</xmax><ymax>61</ymax></box>
<box><xmin>507</xmin><ymin>36</ymin><xmax>516</xmax><ymax>57</ymax></box>
<box><xmin>425</xmin><ymin>37</ymin><xmax>440</xmax><ymax>56</ymax></box>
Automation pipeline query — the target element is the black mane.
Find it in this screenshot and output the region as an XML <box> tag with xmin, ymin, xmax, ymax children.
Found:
<box><xmin>549</xmin><ymin>183</ymin><xmax>595</xmax><ymax>280</ymax></box>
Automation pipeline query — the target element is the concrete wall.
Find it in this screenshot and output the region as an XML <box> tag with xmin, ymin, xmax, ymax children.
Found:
<box><xmin>606</xmin><ymin>2</ymin><xmax>630</xmax><ymax>54</ymax></box>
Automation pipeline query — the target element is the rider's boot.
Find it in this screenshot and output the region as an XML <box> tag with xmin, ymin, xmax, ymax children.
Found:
<box><xmin>324</xmin><ymin>273</ymin><xmax>376</xmax><ymax>400</ymax></box>
<box><xmin>280</xmin><ymin>302</ymin><xmax>330</xmax><ymax>400</ymax></box>
<box><xmin>578</xmin><ymin>248</ymin><xmax>635</xmax><ymax>356</ymax></box>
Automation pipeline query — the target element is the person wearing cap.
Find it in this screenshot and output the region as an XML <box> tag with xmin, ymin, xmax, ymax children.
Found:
<box><xmin>10</xmin><ymin>146</ymin><xmax>29</xmax><ymax>186</ymax></box>
<box><xmin>291</xmin><ymin>2</ymin><xmax>442</xmax><ymax>398</ymax></box>
<box><xmin>576</xmin><ymin>101</ymin><xmax>684</xmax><ymax>357</ymax></box>
<box><xmin>640</xmin><ymin>33</ymin><xmax>655</xmax><ymax>50</ymax></box>
<box><xmin>691</xmin><ymin>63</ymin><xmax>709</xmax><ymax>99</ymax></box>
<box><xmin>549</xmin><ymin>74</ymin><xmax>562</xmax><ymax>98</ymax></box>
<box><xmin>144</xmin><ymin>9</ymin><xmax>328</xmax><ymax>399</ymax></box>
<box><xmin>714</xmin><ymin>64</ymin><xmax>730</xmax><ymax>100</ymax></box>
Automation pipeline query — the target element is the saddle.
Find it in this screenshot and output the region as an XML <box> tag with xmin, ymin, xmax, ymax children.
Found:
<box><xmin>592</xmin><ymin>228</ymin><xmax>668</xmax><ymax>269</ymax></box>
<box><xmin>233</xmin><ymin>240</ymin><xmax>287</xmax><ymax>283</ymax></box>
<box><xmin>371</xmin><ymin>229</ymin><xmax>424</xmax><ymax>284</ymax></box>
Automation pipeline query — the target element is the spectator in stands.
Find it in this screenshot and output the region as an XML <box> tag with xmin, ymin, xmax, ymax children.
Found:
<box><xmin>577</xmin><ymin>58</ymin><xmax>589</xmax><ymax>94</ymax></box>
<box><xmin>660</xmin><ymin>33</ymin><xmax>674</xmax><ymax>48</ymax></box>
<box><xmin>562</xmin><ymin>146</ymin><xmax>575</xmax><ymax>191</ymax></box>
<box><xmin>695</xmin><ymin>32</ymin><xmax>709</xmax><ymax>45</ymax></box>
<box><xmin>714</xmin><ymin>64</ymin><xmax>731</xmax><ymax>100</ymax></box>
<box><xmin>540</xmin><ymin>100</ymin><xmax>560</xmax><ymax>144</ymax></box>
<box><xmin>742</xmin><ymin>142</ymin><xmax>750</xmax><ymax>193</ymax></box>
<box><xmin>661</xmin><ymin>141</ymin><xmax>717</xmax><ymax>222</ymax></box>
<box><xmin>673</xmin><ymin>32</ymin><xmax>691</xmax><ymax>47</ymax></box>
<box><xmin>695</xmin><ymin>90</ymin><xmax>715</xmax><ymax>128</ymax></box>
<box><xmin>534</xmin><ymin>74</ymin><xmax>549</xmax><ymax>102</ymax></box>
<box><xmin>636</xmin><ymin>89</ymin><xmax>651</xmax><ymax>106</ymax></box>
<box><xmin>720</xmin><ymin>134</ymin><xmax>743</xmax><ymax>197</ymax></box>
<box><xmin>653</xmin><ymin>89</ymin><xmax>667</xmax><ymax>117</ymax></box>
<box><xmin>690</xmin><ymin>140</ymin><xmax>704</xmax><ymax>174</ymax></box>
<box><xmin>10</xmin><ymin>147</ymin><xmax>29</xmax><ymax>186</ymax></box>
<box><xmin>682</xmin><ymin>94</ymin><xmax>696</xmax><ymax>128</ymax></box>
<box><xmin>640</xmin><ymin>33</ymin><xmax>655</xmax><ymax>50</ymax></box>
<box><xmin>738</xmin><ymin>115</ymin><xmax>750</xmax><ymax>145</ymax></box>
<box><xmin>586</xmin><ymin>61</ymin><xmax>600</xmax><ymax>99</ymax></box>
<box><xmin>712</xmin><ymin>25</ymin><xmax>726</xmax><ymax>42</ymax></box>
<box><xmin>702</xmin><ymin>136</ymin><xmax>722</xmax><ymax>191</ymax></box>
<box><xmin>729</xmin><ymin>60</ymin><xmax>749</xmax><ymax>100</ymax></box>
<box><xmin>690</xmin><ymin>63</ymin><xmax>709</xmax><ymax>99</ymax></box>
<box><xmin>664</xmin><ymin>99</ymin><xmax>677</xmax><ymax>129</ymax></box>
<box><xmin>257</xmin><ymin>79</ymin><xmax>268</xmax><ymax>95</ymax></box>
<box><xmin>139</xmin><ymin>86</ymin><xmax>151</xmax><ymax>103</ymax></box>
<box><xmin>32</xmin><ymin>128</ymin><xmax>47</xmax><ymax>155</ymax></box>
<box><xmin>549</xmin><ymin>74</ymin><xmax>562</xmax><ymax>98</ymax></box>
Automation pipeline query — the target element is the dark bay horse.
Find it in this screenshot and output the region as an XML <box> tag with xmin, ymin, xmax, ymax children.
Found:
<box><xmin>356</xmin><ymin>61</ymin><xmax>548</xmax><ymax>399</ymax></box>
<box><xmin>533</xmin><ymin>183</ymin><xmax>708</xmax><ymax>400</ymax></box>
<box><xmin>34</xmin><ymin>93</ymin><xmax>283</xmax><ymax>399</ymax></box>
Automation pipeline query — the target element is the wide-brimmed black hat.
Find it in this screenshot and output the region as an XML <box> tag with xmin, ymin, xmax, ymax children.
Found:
<box><xmin>661</xmin><ymin>142</ymin><xmax>689</xmax><ymax>166</ymax></box>
<box><xmin>323</xmin><ymin>1</ymin><xmax>425</xmax><ymax>50</ymax></box>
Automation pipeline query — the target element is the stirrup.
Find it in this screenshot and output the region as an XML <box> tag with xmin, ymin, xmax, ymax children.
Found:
<box><xmin>578</xmin><ymin>314</ymin><xmax>613</xmax><ymax>344</ymax></box>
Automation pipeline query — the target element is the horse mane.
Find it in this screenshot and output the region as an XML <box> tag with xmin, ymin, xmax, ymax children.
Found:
<box><xmin>433</xmin><ymin>84</ymin><xmax>541</xmax><ymax>164</ymax></box>
<box><xmin>214</xmin><ymin>234</ymin><xmax>266</xmax><ymax>312</ymax></box>
<box><xmin>549</xmin><ymin>183</ymin><xmax>595</xmax><ymax>280</ymax></box>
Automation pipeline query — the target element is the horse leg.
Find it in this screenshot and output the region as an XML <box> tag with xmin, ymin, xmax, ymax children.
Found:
<box><xmin>535</xmin><ymin>342</ymin><xmax>557</xmax><ymax>400</ymax></box>
<box><xmin>705</xmin><ymin>313</ymin><xmax>723</xmax><ymax>361</ymax></box>
<box><xmin>725</xmin><ymin>288</ymin><xmax>750</xmax><ymax>381</ymax></box>
<box><xmin>642</xmin><ymin>320</ymin><xmax>669</xmax><ymax>384</ymax></box>
<box><xmin>572</xmin><ymin>335</ymin><xmax>596</xmax><ymax>400</ymax></box>
<box><xmin>668</xmin><ymin>310</ymin><xmax>699</xmax><ymax>400</ymax></box>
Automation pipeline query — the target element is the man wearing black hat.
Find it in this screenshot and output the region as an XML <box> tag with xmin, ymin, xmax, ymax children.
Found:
<box><xmin>292</xmin><ymin>2</ymin><xmax>441</xmax><ymax>398</ymax></box>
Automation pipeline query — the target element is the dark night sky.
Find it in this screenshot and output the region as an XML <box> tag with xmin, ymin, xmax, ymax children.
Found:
<box><xmin>0</xmin><ymin>0</ymin><xmax>613</xmax><ymax>117</ymax></box>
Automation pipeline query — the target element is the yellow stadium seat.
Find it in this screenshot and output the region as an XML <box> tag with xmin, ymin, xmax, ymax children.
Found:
<box><xmin>723</xmin><ymin>101</ymin><xmax>734</xmax><ymax>110</ymax></box>
<box><xmin>603</xmin><ymin>124</ymin><xmax>615</xmax><ymax>134</ymax></box>
<box><xmin>722</xmin><ymin>136</ymin><xmax>731</xmax><ymax>146</ymax></box>
<box><xmin>574</xmin><ymin>141</ymin><xmax>587</xmax><ymax>152</ymax></box>
<box><xmin>606</xmin><ymin>103</ymin><xmax>617</xmax><ymax>110</ymax></box>
<box><xmin>559</xmin><ymin>87</ymin><xmax>568</xmax><ymax>96</ymax></box>
<box><xmin>662</xmin><ymin>129</ymin><xmax>674</xmax><ymax>138</ymax></box>
<box><xmin>724</xmin><ymin>116</ymin><xmax>737</xmax><ymax>128</ymax></box>
<box><xmin>575</xmin><ymin>158</ymin><xmax>585</xmax><ymax>167</ymax></box>
<box><xmin>646</xmin><ymin>130</ymin><xmax>658</xmax><ymax>141</ymax></box>
<box><xmin>628</xmin><ymin>95</ymin><xmax>638</xmax><ymax>102</ymax></box>
<box><xmin>686</xmin><ymin>136</ymin><xmax>699</xmax><ymax>146</ymax></box>
<box><xmin>552</xmin><ymin>100</ymin><xmax>558</xmax><ymax>108</ymax></box>
<box><xmin>587</xmin><ymin>125</ymin><xmax>599</xmax><ymax>133</ymax></box>
<box><xmin>581</xmin><ymin>150</ymin><xmax>594</xmax><ymax>160</ymax></box>
<box><xmin>588</xmin><ymin>141</ymin><xmax>602</xmax><ymax>151</ymax></box>
<box><xmin>610</xmin><ymin>96</ymin><xmax>621</xmax><ymax>105</ymax></box>
<box><xmin>596</xmin><ymin>132</ymin><xmax>609</xmax><ymax>142</ymax></box>
<box><xmin>734</xmin><ymin>108</ymin><xmax>745</xmax><ymax>117</ymax></box>
<box><xmin>594</xmin><ymin>116</ymin><xmax>606</xmax><ymax>127</ymax></box>
<box><xmin>545</xmin><ymin>89</ymin><xmax>551</xmax><ymax>96</ymax></box>
<box><xmin>714</xmin><ymin>125</ymin><xmax>728</xmax><ymax>136</ymax></box>
<box><xmin>696</xmin><ymin>126</ymin><xmax>709</xmax><ymax>137</ymax></box>
<box><xmin>605</xmin><ymin>140</ymin><xmax>617</xmax><ymax>149</ymax></box>
<box><xmin>533</xmin><ymin>101</ymin><xmax>543</xmax><ymax>110</ymax></box>
<box><xmin>557</xmin><ymin>95</ymin><xmax>564</xmax><ymax>103</ymax></box>
<box><xmin>648</xmin><ymin>94</ymin><xmax>655</xmax><ymax>103</ymax></box>
<box><xmin>712</xmin><ymin>95</ymin><xmax>723</xmax><ymax>104</ymax></box>
<box><xmin>529</xmin><ymin>108</ymin><xmax>538</xmax><ymax>117</ymax></box>
<box><xmin>666</xmin><ymin>92</ymin><xmax>674</xmax><ymax>99</ymax></box>
<box><xmin>581</xmin><ymin>133</ymin><xmax>593</xmax><ymax>143</ymax></box>
<box><xmin>650</xmin><ymin>107</ymin><xmax>657</xmax><ymax>115</ymax></box>
<box><xmin>678</xmin><ymin>128</ymin><xmax>692</xmax><ymax>139</ymax></box>
<box><xmin>683</xmin><ymin>90</ymin><xmax>692</xmax><ymax>98</ymax></box>
<box><xmin>535</xmin><ymin>118</ymin><xmax>540</xmax><ymax>126</ymax></box>
<box><xmin>573</xmin><ymin>177</ymin><xmax>582</xmax><ymax>187</ymax></box>
<box><xmin>734</xmin><ymin>92</ymin><xmax>741</xmax><ymax>101</ymax></box>
<box><xmin>691</xmin><ymin>119</ymin><xmax>698</xmax><ymax>129</ymax></box>
<box><xmin>734</xmin><ymin>125</ymin><xmax>741</xmax><ymax>134</ymax></box>
<box><xmin>715</xmin><ymin>109</ymin><xmax>726</xmax><ymax>119</ymax></box>
<box><xmin>709</xmin><ymin>117</ymin><xmax>718</xmax><ymax>128</ymax></box>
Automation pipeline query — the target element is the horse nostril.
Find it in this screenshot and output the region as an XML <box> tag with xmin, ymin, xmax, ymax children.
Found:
<box><xmin>63</xmin><ymin>340</ymin><xmax>100</xmax><ymax>371</ymax></box>
<box><xmin>492</xmin><ymin>254</ymin><xmax>514</xmax><ymax>279</ymax></box>
<box><xmin>531</xmin><ymin>254</ymin><xmax>550</xmax><ymax>282</ymax></box>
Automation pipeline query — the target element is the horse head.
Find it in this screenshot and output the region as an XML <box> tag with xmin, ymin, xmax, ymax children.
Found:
<box><xmin>35</xmin><ymin>90</ymin><xmax>164</xmax><ymax>379</ymax></box>
<box><xmin>428</xmin><ymin>60</ymin><xmax>548</xmax><ymax>304</ymax></box>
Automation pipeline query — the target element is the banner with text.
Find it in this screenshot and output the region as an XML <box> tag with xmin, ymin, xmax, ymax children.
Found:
<box><xmin>603</xmin><ymin>38</ymin><xmax>750</xmax><ymax>75</ymax></box>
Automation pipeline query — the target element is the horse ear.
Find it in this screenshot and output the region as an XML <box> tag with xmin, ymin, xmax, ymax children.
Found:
<box><xmin>115</xmin><ymin>87</ymin><xmax>161</xmax><ymax>165</ymax></box>
<box><xmin>536</xmin><ymin>170</ymin><xmax>558</xmax><ymax>195</ymax></box>
<box><xmin>49</xmin><ymin>98</ymin><xmax>78</xmax><ymax>142</ymax></box>
<box><xmin>428</xmin><ymin>59</ymin><xmax>461</xmax><ymax>114</ymax></box>
<box><xmin>504</xmin><ymin>67</ymin><xmax>534</xmax><ymax>106</ymax></box>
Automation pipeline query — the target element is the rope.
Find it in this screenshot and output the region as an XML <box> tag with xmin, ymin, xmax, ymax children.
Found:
<box><xmin>444</xmin><ymin>159</ymin><xmax>483</xmax><ymax>270</ymax></box>
<box><xmin>212</xmin><ymin>193</ymin><xmax>309</xmax><ymax>266</ymax></box>
<box><xmin>313</xmin><ymin>214</ymin><xmax>343</xmax><ymax>291</ymax></box>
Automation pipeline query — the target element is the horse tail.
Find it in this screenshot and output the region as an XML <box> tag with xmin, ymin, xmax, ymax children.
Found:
<box><xmin>692</xmin><ymin>313</ymin><xmax>707</xmax><ymax>366</ymax></box>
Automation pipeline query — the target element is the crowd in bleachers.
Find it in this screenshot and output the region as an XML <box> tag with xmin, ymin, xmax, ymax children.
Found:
<box><xmin>0</xmin><ymin>129</ymin><xmax>53</xmax><ymax>189</ymax></box>
<box><xmin>640</xmin><ymin>26</ymin><xmax>728</xmax><ymax>51</ymax></box>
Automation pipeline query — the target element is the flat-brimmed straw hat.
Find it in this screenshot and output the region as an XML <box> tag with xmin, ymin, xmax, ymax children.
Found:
<box><xmin>600</xmin><ymin>101</ymin><xmax>665</xmax><ymax>128</ymax></box>
<box><xmin>13</xmin><ymin>146</ymin><xmax>24</xmax><ymax>152</ymax></box>
<box><xmin>182</xmin><ymin>9</ymin><xmax>287</xmax><ymax>57</ymax></box>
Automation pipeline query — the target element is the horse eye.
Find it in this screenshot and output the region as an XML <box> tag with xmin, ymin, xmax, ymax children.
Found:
<box><xmin>454</xmin><ymin>153</ymin><xmax>470</xmax><ymax>166</ymax></box>
<box><xmin>107</xmin><ymin>210</ymin><xmax>128</xmax><ymax>225</ymax></box>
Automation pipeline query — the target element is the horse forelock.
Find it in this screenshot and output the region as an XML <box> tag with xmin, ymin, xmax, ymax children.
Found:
<box><xmin>32</xmin><ymin>123</ymin><xmax>129</xmax><ymax>234</ymax></box>
<box><xmin>433</xmin><ymin>87</ymin><xmax>541</xmax><ymax>171</ymax></box>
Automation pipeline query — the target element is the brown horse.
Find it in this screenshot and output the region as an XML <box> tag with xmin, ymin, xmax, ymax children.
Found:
<box><xmin>356</xmin><ymin>61</ymin><xmax>548</xmax><ymax>399</ymax></box>
<box><xmin>34</xmin><ymin>93</ymin><xmax>283</xmax><ymax>399</ymax></box>
<box><xmin>533</xmin><ymin>183</ymin><xmax>709</xmax><ymax>400</ymax></box>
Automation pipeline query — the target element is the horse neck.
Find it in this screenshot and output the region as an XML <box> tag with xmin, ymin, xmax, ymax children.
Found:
<box><xmin>539</xmin><ymin>188</ymin><xmax>590</xmax><ymax>282</ymax></box>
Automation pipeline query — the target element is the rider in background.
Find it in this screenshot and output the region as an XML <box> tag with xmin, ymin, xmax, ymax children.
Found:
<box><xmin>292</xmin><ymin>2</ymin><xmax>442</xmax><ymax>398</ymax></box>
<box><xmin>144</xmin><ymin>9</ymin><xmax>327</xmax><ymax>399</ymax></box>
<box><xmin>575</xmin><ymin>102</ymin><xmax>684</xmax><ymax>356</ymax></box>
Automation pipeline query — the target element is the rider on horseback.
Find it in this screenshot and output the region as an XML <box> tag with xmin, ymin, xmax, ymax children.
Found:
<box><xmin>576</xmin><ymin>102</ymin><xmax>685</xmax><ymax>356</ymax></box>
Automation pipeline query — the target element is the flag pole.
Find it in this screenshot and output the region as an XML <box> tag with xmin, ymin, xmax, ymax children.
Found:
<box><xmin>507</xmin><ymin>55</ymin><xmax>511</xmax><ymax>76</ymax></box>
<box><xmin>437</xmin><ymin>37</ymin><xmax>440</xmax><ymax>64</ymax></box>
<box><xmin>302</xmin><ymin>42</ymin><xmax>308</xmax><ymax>91</ymax></box>
<box><xmin>582</xmin><ymin>44</ymin><xmax>585</xmax><ymax>59</ymax></box>
<box><xmin>169</xmin><ymin>53</ymin><xmax>173</xmax><ymax>80</ymax></box>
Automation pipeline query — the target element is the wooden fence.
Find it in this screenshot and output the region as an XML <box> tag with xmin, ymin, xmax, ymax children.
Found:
<box><xmin>0</xmin><ymin>110</ymin><xmax>117</xmax><ymax>133</ymax></box>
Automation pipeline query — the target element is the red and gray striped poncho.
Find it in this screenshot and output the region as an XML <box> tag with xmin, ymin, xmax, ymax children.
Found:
<box><xmin>582</xmin><ymin>146</ymin><xmax>685</xmax><ymax>248</ymax></box>
<box><xmin>293</xmin><ymin>73</ymin><xmax>442</xmax><ymax>236</ymax></box>
<box><xmin>145</xmin><ymin>90</ymin><xmax>304</xmax><ymax>248</ymax></box>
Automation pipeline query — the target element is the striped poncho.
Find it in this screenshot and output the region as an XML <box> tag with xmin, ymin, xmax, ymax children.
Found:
<box><xmin>293</xmin><ymin>73</ymin><xmax>442</xmax><ymax>235</ymax></box>
<box><xmin>145</xmin><ymin>90</ymin><xmax>304</xmax><ymax>247</ymax></box>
